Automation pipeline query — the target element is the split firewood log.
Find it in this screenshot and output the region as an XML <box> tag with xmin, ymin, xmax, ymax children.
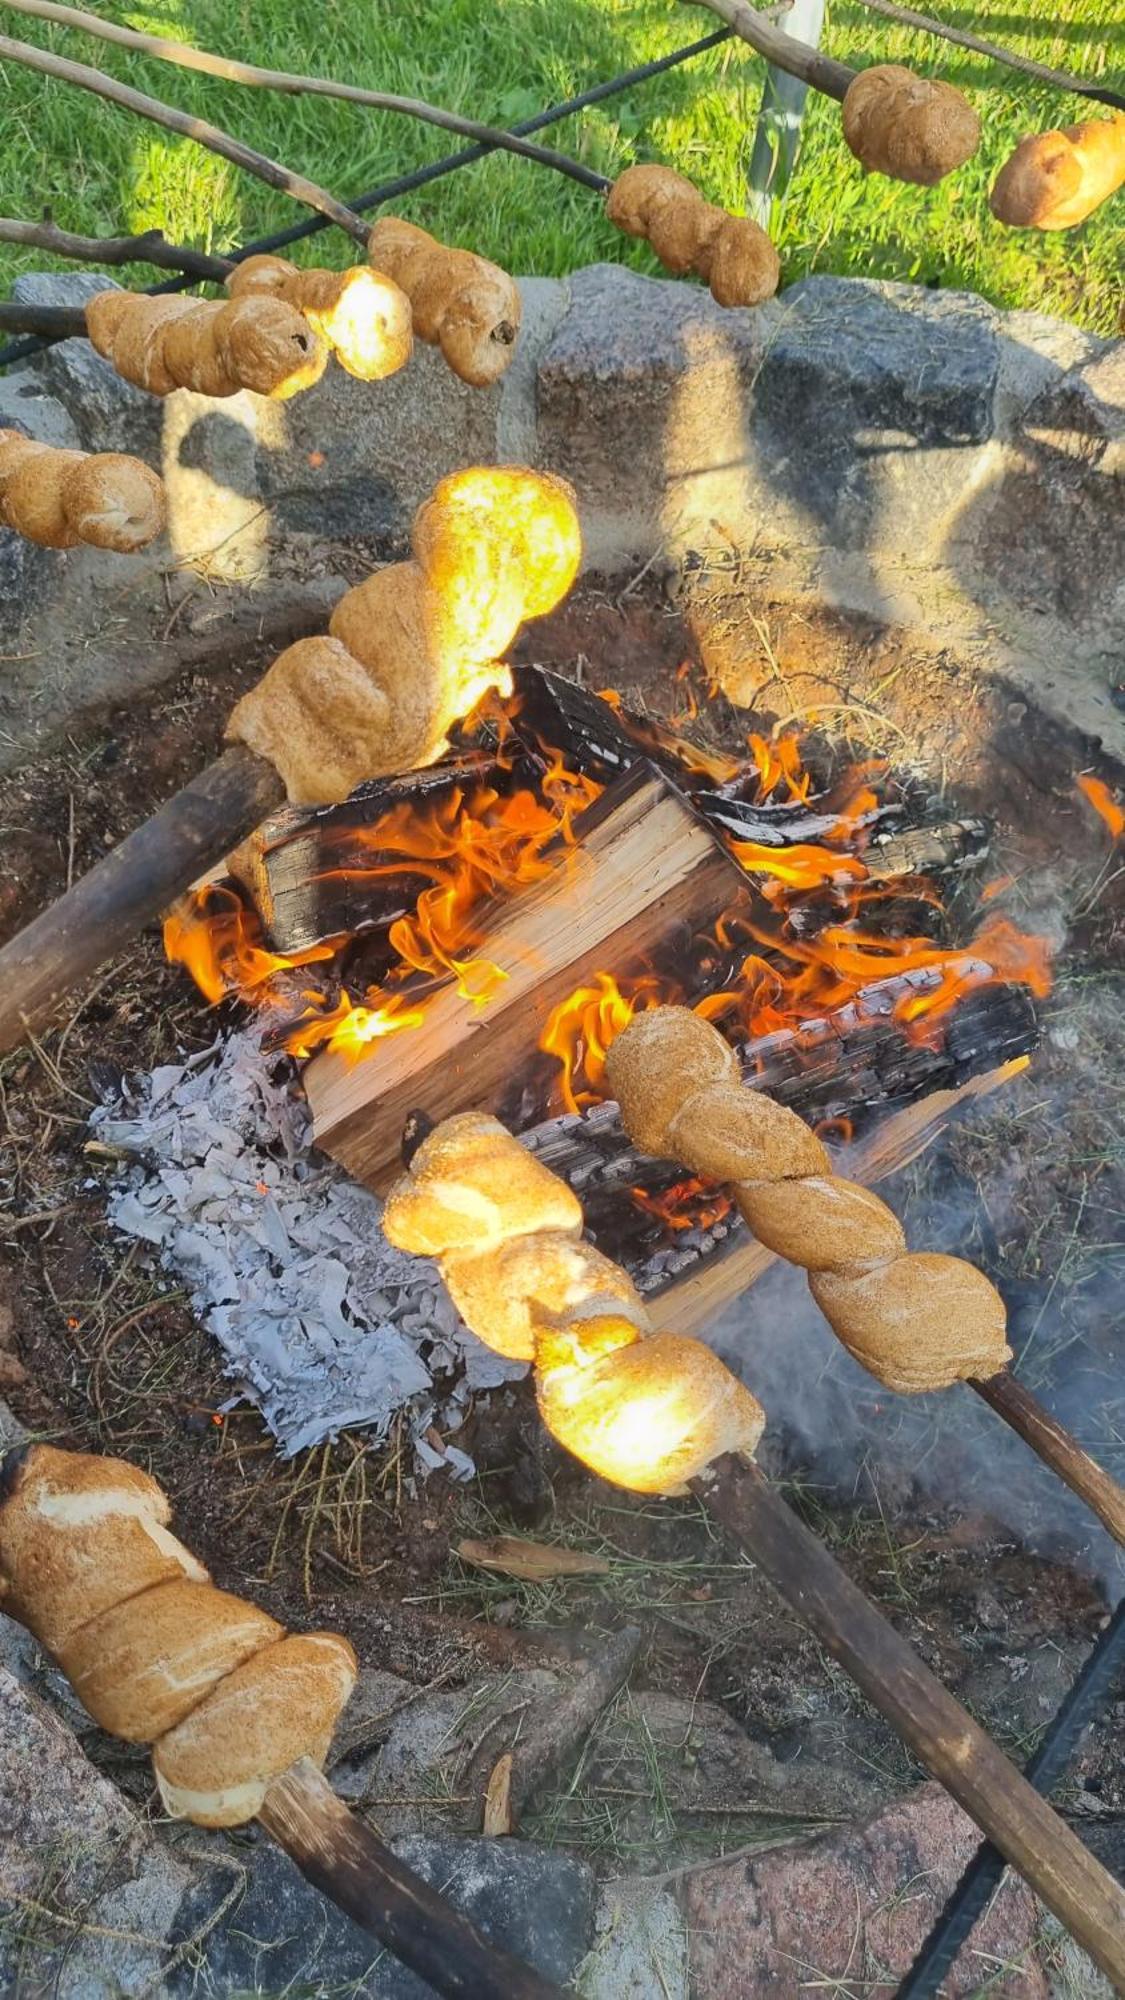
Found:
<box><xmin>84</xmin><ymin>289</ymin><xmax>329</xmax><ymax>399</ymax></box>
<box><xmin>382</xmin><ymin>1110</ymin><xmax>766</xmax><ymax>1492</ymax></box>
<box><xmin>606</xmin><ymin>1005</ymin><xmax>1012</xmax><ymax>1393</ymax></box>
<box><xmin>990</xmin><ymin>116</ymin><xmax>1125</xmax><ymax>229</ymax></box>
<box><xmin>225</xmin><ymin>465</ymin><xmax>582</xmax><ymax>805</ymax></box>
<box><xmin>606</xmin><ymin>164</ymin><xmax>780</xmax><ymax>306</ymax></box>
<box><xmin>225</xmin><ymin>254</ymin><xmax>413</xmax><ymax>379</ymax></box>
<box><xmin>841</xmin><ymin>64</ymin><xmax>981</xmax><ymax>184</ymax></box>
<box><xmin>366</xmin><ymin>217</ymin><xmax>521</xmax><ymax>386</ymax></box>
<box><xmin>0</xmin><ymin>429</ymin><xmax>164</xmax><ymax>551</ymax></box>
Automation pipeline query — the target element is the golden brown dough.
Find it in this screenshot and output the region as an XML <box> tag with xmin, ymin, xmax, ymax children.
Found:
<box><xmin>85</xmin><ymin>288</ymin><xmax>329</xmax><ymax>400</ymax></box>
<box><xmin>0</xmin><ymin>1444</ymin><xmax>357</xmax><ymax>1828</ymax></box>
<box><xmin>367</xmin><ymin>216</ymin><xmax>521</xmax><ymax>385</ymax></box>
<box><xmin>608</xmin><ymin>1007</ymin><xmax>1012</xmax><ymax>1392</ymax></box>
<box><xmin>226</xmin><ymin>466</ymin><xmax>582</xmax><ymax>806</ymax></box>
<box><xmin>990</xmin><ymin>117</ymin><xmax>1125</xmax><ymax>230</ymax></box>
<box><xmin>842</xmin><ymin>65</ymin><xmax>981</xmax><ymax>185</ymax></box>
<box><xmin>0</xmin><ymin>435</ymin><xmax>165</xmax><ymax>554</ymax></box>
<box><xmin>383</xmin><ymin>1112</ymin><xmax>583</xmax><ymax>1259</ymax></box>
<box><xmin>606</xmin><ymin>163</ymin><xmax>780</xmax><ymax>307</ymax></box>
<box><xmin>442</xmin><ymin>1233</ymin><xmax>647</xmax><ymax>1362</ymax></box>
<box><xmin>227</xmin><ymin>255</ymin><xmax>413</xmax><ymax>380</ymax></box>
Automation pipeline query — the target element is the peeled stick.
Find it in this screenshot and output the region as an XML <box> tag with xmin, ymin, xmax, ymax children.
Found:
<box><xmin>85</xmin><ymin>289</ymin><xmax>329</xmax><ymax>400</ymax></box>
<box><xmin>606</xmin><ymin>1006</ymin><xmax>1012</xmax><ymax>1394</ymax></box>
<box><xmin>842</xmin><ymin>64</ymin><xmax>980</xmax><ymax>185</ymax></box>
<box><xmin>606</xmin><ymin>164</ymin><xmax>780</xmax><ymax>307</ymax></box>
<box><xmin>0</xmin><ymin>1443</ymin><xmax>355</xmax><ymax>1826</ymax></box>
<box><xmin>226</xmin><ymin>464</ymin><xmax>582</xmax><ymax>805</ymax></box>
<box><xmin>0</xmin><ymin>430</ymin><xmax>164</xmax><ymax>552</ymax></box>
<box><xmin>990</xmin><ymin>117</ymin><xmax>1125</xmax><ymax>230</ymax></box>
<box><xmin>226</xmin><ymin>254</ymin><xmax>413</xmax><ymax>380</ymax></box>
<box><xmin>367</xmin><ymin>217</ymin><xmax>521</xmax><ymax>386</ymax></box>
<box><xmin>383</xmin><ymin>1110</ymin><xmax>765</xmax><ymax>1493</ymax></box>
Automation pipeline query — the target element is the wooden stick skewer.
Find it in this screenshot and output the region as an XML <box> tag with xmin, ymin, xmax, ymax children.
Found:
<box><xmin>0</xmin><ymin>217</ymin><xmax>233</xmax><ymax>280</ymax></box>
<box><xmin>0</xmin><ymin>0</ymin><xmax>611</xmax><ymax>193</ymax></box>
<box><xmin>691</xmin><ymin>1451</ymin><xmax>1125</xmax><ymax>1992</ymax></box>
<box><xmin>685</xmin><ymin>0</ymin><xmax>856</xmax><ymax>101</ymax></box>
<box><xmin>0</xmin><ymin>33</ymin><xmax>372</xmax><ymax>247</ymax></box>
<box><xmin>0</xmin><ymin>746</ymin><xmax>285</xmax><ymax>1056</ymax></box>
<box><xmin>258</xmin><ymin>1759</ymin><xmax>564</xmax><ymax>2000</ymax></box>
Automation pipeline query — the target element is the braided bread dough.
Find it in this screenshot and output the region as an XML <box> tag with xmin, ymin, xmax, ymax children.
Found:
<box><xmin>227</xmin><ymin>255</ymin><xmax>413</xmax><ymax>379</ymax></box>
<box><xmin>85</xmin><ymin>289</ymin><xmax>329</xmax><ymax>400</ymax></box>
<box><xmin>606</xmin><ymin>165</ymin><xmax>781</xmax><ymax>307</ymax></box>
<box><xmin>842</xmin><ymin>65</ymin><xmax>981</xmax><ymax>185</ymax></box>
<box><xmin>225</xmin><ymin>466</ymin><xmax>581</xmax><ymax>805</ymax></box>
<box><xmin>0</xmin><ymin>1444</ymin><xmax>356</xmax><ymax>1826</ymax></box>
<box><xmin>606</xmin><ymin>1007</ymin><xmax>1011</xmax><ymax>1393</ymax></box>
<box><xmin>990</xmin><ymin>117</ymin><xmax>1125</xmax><ymax>230</ymax></box>
<box><xmin>367</xmin><ymin>217</ymin><xmax>521</xmax><ymax>386</ymax></box>
<box><xmin>383</xmin><ymin>1114</ymin><xmax>765</xmax><ymax>1490</ymax></box>
<box><xmin>0</xmin><ymin>431</ymin><xmax>165</xmax><ymax>552</ymax></box>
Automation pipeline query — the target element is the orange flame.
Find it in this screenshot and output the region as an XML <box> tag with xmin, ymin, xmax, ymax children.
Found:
<box><xmin>1077</xmin><ymin>773</ymin><xmax>1125</xmax><ymax>840</ymax></box>
<box><xmin>540</xmin><ymin>971</ymin><xmax>669</xmax><ymax>1114</ymax></box>
<box><xmin>631</xmin><ymin>1176</ymin><xmax>733</xmax><ymax>1233</ymax></box>
<box><xmin>163</xmin><ymin>886</ymin><xmax>335</xmax><ymax>1005</ymax></box>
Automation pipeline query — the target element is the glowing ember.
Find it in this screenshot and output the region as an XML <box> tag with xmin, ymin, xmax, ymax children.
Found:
<box><xmin>631</xmin><ymin>1176</ymin><xmax>734</xmax><ymax>1233</ymax></box>
<box><xmin>1077</xmin><ymin>772</ymin><xmax>1125</xmax><ymax>840</ymax></box>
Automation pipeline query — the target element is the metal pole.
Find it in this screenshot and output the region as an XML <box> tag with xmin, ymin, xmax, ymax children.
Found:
<box><xmin>746</xmin><ymin>0</ymin><xmax>826</xmax><ymax>227</ymax></box>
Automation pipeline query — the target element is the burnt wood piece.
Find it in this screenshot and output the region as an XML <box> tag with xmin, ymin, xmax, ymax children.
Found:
<box><xmin>0</xmin><ymin>746</ymin><xmax>285</xmax><ymax>1055</ymax></box>
<box><xmin>692</xmin><ymin>1455</ymin><xmax>1125</xmax><ymax>1990</ymax></box>
<box><xmin>304</xmin><ymin>763</ymin><xmax>752</xmax><ymax>1191</ymax></box>
<box><xmin>227</xmin><ymin>750</ymin><xmax>516</xmax><ymax>954</ymax></box>
<box><xmin>258</xmin><ymin>1758</ymin><xmax>565</xmax><ymax>2000</ymax></box>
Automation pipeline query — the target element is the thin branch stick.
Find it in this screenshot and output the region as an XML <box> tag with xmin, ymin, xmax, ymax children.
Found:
<box><xmin>850</xmin><ymin>0</ymin><xmax>1125</xmax><ymax>112</ymax></box>
<box><xmin>259</xmin><ymin>1758</ymin><xmax>564</xmax><ymax>1999</ymax></box>
<box><xmin>0</xmin><ymin>33</ymin><xmax>371</xmax><ymax>246</ymax></box>
<box><xmin>971</xmin><ymin>1370</ymin><xmax>1125</xmax><ymax>1546</ymax></box>
<box><xmin>0</xmin><ymin>0</ymin><xmax>612</xmax><ymax>193</ymax></box>
<box><xmin>685</xmin><ymin>0</ymin><xmax>856</xmax><ymax>102</ymax></box>
<box><xmin>0</xmin><ymin>216</ymin><xmax>232</xmax><ymax>279</ymax></box>
<box><xmin>693</xmin><ymin>1453</ymin><xmax>1125</xmax><ymax>1991</ymax></box>
<box><xmin>0</xmin><ymin>301</ymin><xmax>87</xmax><ymax>336</ymax></box>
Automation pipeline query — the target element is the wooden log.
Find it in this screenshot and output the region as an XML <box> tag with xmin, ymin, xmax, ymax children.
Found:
<box><xmin>692</xmin><ymin>1454</ymin><xmax>1125</xmax><ymax>1990</ymax></box>
<box><xmin>259</xmin><ymin>1758</ymin><xmax>565</xmax><ymax>1999</ymax></box>
<box><xmin>0</xmin><ymin>747</ymin><xmax>284</xmax><ymax>1054</ymax></box>
<box><xmin>304</xmin><ymin>763</ymin><xmax>750</xmax><ymax>1190</ymax></box>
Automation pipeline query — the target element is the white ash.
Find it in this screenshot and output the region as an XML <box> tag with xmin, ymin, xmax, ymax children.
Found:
<box><xmin>88</xmin><ymin>1030</ymin><xmax>525</xmax><ymax>1461</ymax></box>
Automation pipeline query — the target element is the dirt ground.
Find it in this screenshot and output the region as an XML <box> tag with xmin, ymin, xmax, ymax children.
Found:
<box><xmin>2</xmin><ymin>575</ymin><xmax>1124</xmax><ymax>1870</ymax></box>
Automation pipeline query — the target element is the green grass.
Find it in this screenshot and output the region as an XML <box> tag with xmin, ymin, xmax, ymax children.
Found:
<box><xmin>0</xmin><ymin>0</ymin><xmax>1120</xmax><ymax>332</ymax></box>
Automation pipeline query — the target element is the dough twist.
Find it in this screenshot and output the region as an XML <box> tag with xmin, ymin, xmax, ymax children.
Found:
<box><xmin>606</xmin><ymin>165</ymin><xmax>780</xmax><ymax>307</ymax></box>
<box><xmin>226</xmin><ymin>465</ymin><xmax>582</xmax><ymax>805</ymax></box>
<box><xmin>226</xmin><ymin>255</ymin><xmax>413</xmax><ymax>379</ymax></box>
<box><xmin>0</xmin><ymin>1444</ymin><xmax>355</xmax><ymax>1827</ymax></box>
<box><xmin>990</xmin><ymin>117</ymin><xmax>1125</xmax><ymax>231</ymax></box>
<box><xmin>841</xmin><ymin>65</ymin><xmax>980</xmax><ymax>185</ymax></box>
<box><xmin>382</xmin><ymin>1111</ymin><xmax>765</xmax><ymax>1493</ymax></box>
<box><xmin>0</xmin><ymin>431</ymin><xmax>164</xmax><ymax>552</ymax></box>
<box><xmin>85</xmin><ymin>289</ymin><xmax>328</xmax><ymax>400</ymax></box>
<box><xmin>367</xmin><ymin>217</ymin><xmax>521</xmax><ymax>386</ymax></box>
<box><xmin>606</xmin><ymin>1007</ymin><xmax>1012</xmax><ymax>1394</ymax></box>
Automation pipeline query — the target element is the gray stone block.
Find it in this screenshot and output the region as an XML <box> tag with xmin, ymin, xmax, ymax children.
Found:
<box><xmin>167</xmin><ymin>1831</ymin><xmax>596</xmax><ymax>1997</ymax></box>
<box><xmin>11</xmin><ymin>269</ymin><xmax>161</xmax><ymax>455</ymax></box>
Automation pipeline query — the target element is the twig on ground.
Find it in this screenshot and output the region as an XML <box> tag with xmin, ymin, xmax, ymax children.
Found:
<box><xmin>0</xmin><ymin>33</ymin><xmax>371</xmax><ymax>246</ymax></box>
<box><xmin>0</xmin><ymin>216</ymin><xmax>232</xmax><ymax>279</ymax></box>
<box><xmin>0</xmin><ymin>0</ymin><xmax>612</xmax><ymax>192</ymax></box>
<box><xmin>850</xmin><ymin>0</ymin><xmax>1125</xmax><ymax>111</ymax></box>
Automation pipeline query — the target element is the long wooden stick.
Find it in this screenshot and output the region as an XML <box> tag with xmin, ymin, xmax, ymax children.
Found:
<box><xmin>692</xmin><ymin>1452</ymin><xmax>1125</xmax><ymax>1991</ymax></box>
<box><xmin>0</xmin><ymin>747</ymin><xmax>284</xmax><ymax>1055</ymax></box>
<box><xmin>850</xmin><ymin>0</ymin><xmax>1125</xmax><ymax>111</ymax></box>
<box><xmin>685</xmin><ymin>0</ymin><xmax>856</xmax><ymax>101</ymax></box>
<box><xmin>0</xmin><ymin>0</ymin><xmax>611</xmax><ymax>193</ymax></box>
<box><xmin>0</xmin><ymin>216</ymin><xmax>232</xmax><ymax>280</ymax></box>
<box><xmin>0</xmin><ymin>300</ymin><xmax>87</xmax><ymax>337</ymax></box>
<box><xmin>972</xmin><ymin>1370</ymin><xmax>1125</xmax><ymax>1547</ymax></box>
<box><xmin>259</xmin><ymin>1759</ymin><xmax>564</xmax><ymax>2000</ymax></box>
<box><xmin>0</xmin><ymin>34</ymin><xmax>371</xmax><ymax>246</ymax></box>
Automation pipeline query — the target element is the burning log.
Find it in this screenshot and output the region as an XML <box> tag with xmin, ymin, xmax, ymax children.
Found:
<box><xmin>609</xmin><ymin>1007</ymin><xmax>1125</xmax><ymax>1549</ymax></box>
<box><xmin>303</xmin><ymin>764</ymin><xmax>750</xmax><ymax>1189</ymax></box>
<box><xmin>0</xmin><ymin>1442</ymin><xmax>564</xmax><ymax>2000</ymax></box>
<box><xmin>380</xmin><ymin>1108</ymin><xmax>1125</xmax><ymax>1987</ymax></box>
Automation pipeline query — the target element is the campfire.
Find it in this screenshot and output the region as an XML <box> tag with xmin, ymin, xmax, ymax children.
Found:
<box><xmin>163</xmin><ymin>666</ymin><xmax>1050</xmax><ymax>1296</ymax></box>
